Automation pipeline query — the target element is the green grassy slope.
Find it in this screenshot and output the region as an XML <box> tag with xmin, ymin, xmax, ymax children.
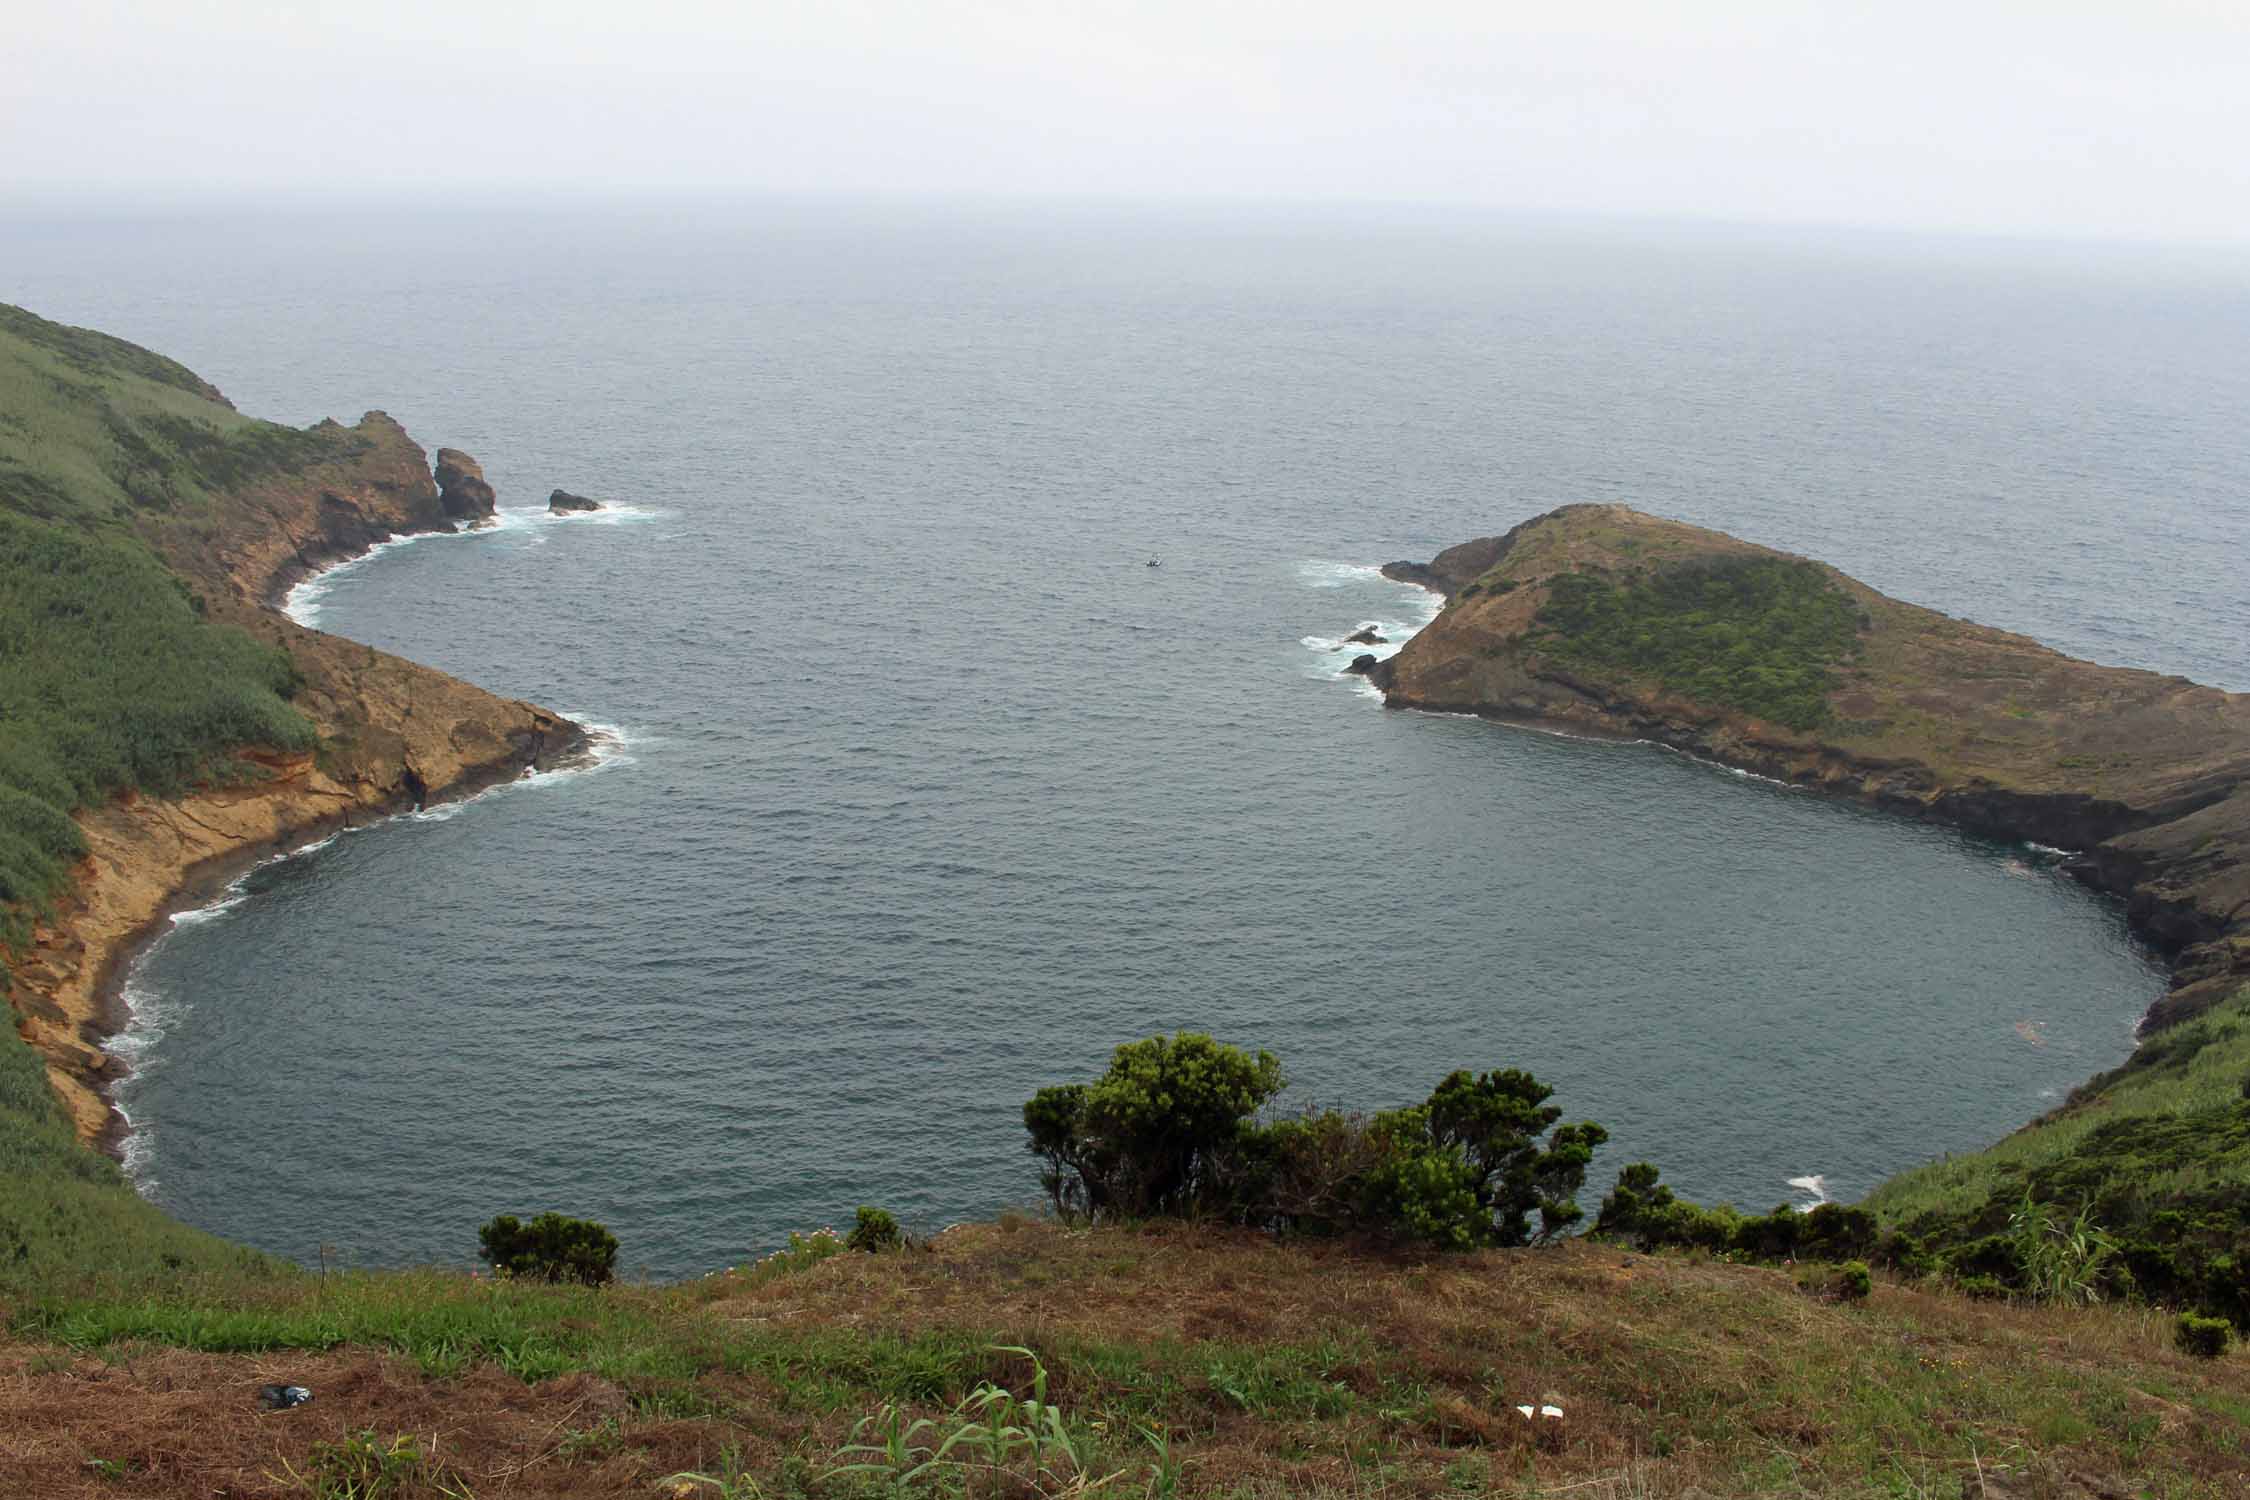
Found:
<box><xmin>0</xmin><ymin>994</ymin><xmax>273</xmax><ymax>1284</ymax></box>
<box><xmin>0</xmin><ymin>304</ymin><xmax>333</xmax><ymax>932</ymax></box>
<box><xmin>9</xmin><ymin>1223</ymin><xmax>2250</xmax><ymax>1497</ymax></box>
<box><xmin>0</xmin><ymin>305</ymin><xmax>322</xmax><ymax>1287</ymax></box>
<box><xmin>1864</xmin><ymin>981</ymin><xmax>2250</xmax><ymax>1322</ymax></box>
<box><xmin>1521</xmin><ymin>555</ymin><xmax>1865</xmax><ymax>730</ymax></box>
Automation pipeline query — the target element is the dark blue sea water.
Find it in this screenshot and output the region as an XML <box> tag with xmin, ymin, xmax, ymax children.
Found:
<box><xmin>8</xmin><ymin>203</ymin><xmax>2244</xmax><ymax>1278</ymax></box>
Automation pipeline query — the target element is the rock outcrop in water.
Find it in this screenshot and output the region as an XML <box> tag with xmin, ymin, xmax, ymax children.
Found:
<box><xmin>1374</xmin><ymin>504</ymin><xmax>2250</xmax><ymax>1035</ymax></box>
<box><xmin>547</xmin><ymin>488</ymin><xmax>602</xmax><ymax>514</ymax></box>
<box><xmin>434</xmin><ymin>447</ymin><xmax>497</xmax><ymax>525</ymax></box>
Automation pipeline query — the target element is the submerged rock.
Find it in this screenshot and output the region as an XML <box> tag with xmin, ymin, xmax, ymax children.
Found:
<box><xmin>548</xmin><ymin>489</ymin><xmax>602</xmax><ymax>514</ymax></box>
<box><xmin>434</xmin><ymin>448</ymin><xmax>497</xmax><ymax>524</ymax></box>
<box><xmin>1346</xmin><ymin>627</ymin><xmax>1386</xmax><ymax>645</ymax></box>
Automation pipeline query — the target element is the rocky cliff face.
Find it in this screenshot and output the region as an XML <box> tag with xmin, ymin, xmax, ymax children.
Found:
<box><xmin>1373</xmin><ymin>505</ymin><xmax>2250</xmax><ymax>1033</ymax></box>
<box><xmin>9</xmin><ymin>411</ymin><xmax>580</xmax><ymax>1149</ymax></box>
<box><xmin>434</xmin><ymin>447</ymin><xmax>497</xmax><ymax>524</ymax></box>
<box><xmin>140</xmin><ymin>410</ymin><xmax>453</xmax><ymax>609</ymax></box>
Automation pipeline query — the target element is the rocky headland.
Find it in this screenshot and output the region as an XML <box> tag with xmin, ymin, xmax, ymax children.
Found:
<box><xmin>1368</xmin><ymin>504</ymin><xmax>2250</xmax><ymax>1038</ymax></box>
<box><xmin>0</xmin><ymin>314</ymin><xmax>581</xmax><ymax>1149</ymax></box>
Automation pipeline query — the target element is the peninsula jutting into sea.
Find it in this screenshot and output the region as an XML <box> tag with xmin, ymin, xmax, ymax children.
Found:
<box><xmin>1365</xmin><ymin>503</ymin><xmax>2250</xmax><ymax>1040</ymax></box>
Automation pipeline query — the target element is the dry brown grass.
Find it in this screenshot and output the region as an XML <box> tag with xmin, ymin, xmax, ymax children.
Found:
<box><xmin>7</xmin><ymin>1222</ymin><xmax>2249</xmax><ymax>1497</ymax></box>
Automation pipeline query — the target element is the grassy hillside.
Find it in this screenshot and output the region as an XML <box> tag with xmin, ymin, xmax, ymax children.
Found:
<box><xmin>0</xmin><ymin>989</ymin><xmax>274</xmax><ymax>1285</ymax></box>
<box><xmin>0</xmin><ymin>306</ymin><xmax>334</xmax><ymax>1284</ymax></box>
<box><xmin>5</xmin><ymin>1221</ymin><xmax>2248</xmax><ymax>1497</ymax></box>
<box><xmin>1864</xmin><ymin>981</ymin><xmax>2250</xmax><ymax>1322</ymax></box>
<box><xmin>0</xmin><ymin>304</ymin><xmax>349</xmax><ymax>935</ymax></box>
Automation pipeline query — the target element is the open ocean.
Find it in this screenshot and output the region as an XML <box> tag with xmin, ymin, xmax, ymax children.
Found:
<box><xmin>8</xmin><ymin>202</ymin><xmax>2244</xmax><ymax>1277</ymax></box>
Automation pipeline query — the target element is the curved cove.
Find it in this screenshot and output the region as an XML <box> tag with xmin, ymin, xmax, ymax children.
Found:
<box><xmin>113</xmin><ymin>528</ymin><xmax>2163</xmax><ymax>1278</ymax></box>
<box><xmin>37</xmin><ymin>206</ymin><xmax>2225</xmax><ymax>1278</ymax></box>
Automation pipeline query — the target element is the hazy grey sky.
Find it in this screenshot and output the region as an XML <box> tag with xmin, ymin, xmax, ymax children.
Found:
<box><xmin>10</xmin><ymin>1</ymin><xmax>2248</xmax><ymax>242</ymax></box>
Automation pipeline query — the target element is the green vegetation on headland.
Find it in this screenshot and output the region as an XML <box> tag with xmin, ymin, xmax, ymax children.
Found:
<box><xmin>1523</xmin><ymin>556</ymin><xmax>1864</xmax><ymax>730</ymax></box>
<box><xmin>0</xmin><ymin>306</ymin><xmax>341</xmax><ymax>1297</ymax></box>
<box><xmin>0</xmin><ymin>305</ymin><xmax>334</xmax><ymax>939</ymax></box>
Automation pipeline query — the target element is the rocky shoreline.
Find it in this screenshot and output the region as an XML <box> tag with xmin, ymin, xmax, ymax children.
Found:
<box><xmin>1366</xmin><ymin>505</ymin><xmax>2250</xmax><ymax>1046</ymax></box>
<box><xmin>7</xmin><ymin>418</ymin><xmax>583</xmax><ymax>1154</ymax></box>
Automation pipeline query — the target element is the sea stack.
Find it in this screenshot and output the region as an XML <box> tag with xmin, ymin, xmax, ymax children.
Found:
<box><xmin>547</xmin><ymin>488</ymin><xmax>603</xmax><ymax>514</ymax></box>
<box><xmin>434</xmin><ymin>447</ymin><xmax>498</xmax><ymax>525</ymax></box>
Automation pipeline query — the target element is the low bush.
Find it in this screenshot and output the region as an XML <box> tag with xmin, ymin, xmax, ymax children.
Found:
<box><xmin>1025</xmin><ymin>1032</ymin><xmax>1286</xmax><ymax>1220</ymax></box>
<box><xmin>847</xmin><ymin>1206</ymin><xmax>903</xmax><ymax>1253</ymax></box>
<box><xmin>1594</xmin><ymin>1163</ymin><xmax>1879</xmax><ymax>1266</ymax></box>
<box><xmin>2176</xmin><ymin>1312</ymin><xmax>2232</xmax><ymax>1360</ymax></box>
<box><xmin>477</xmin><ymin>1212</ymin><xmax>618</xmax><ymax>1287</ymax></box>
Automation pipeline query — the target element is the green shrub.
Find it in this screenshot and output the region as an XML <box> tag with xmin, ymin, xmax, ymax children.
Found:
<box><xmin>1357</xmin><ymin>1110</ymin><xmax>1490</xmax><ymax>1250</ymax></box>
<box><xmin>847</xmin><ymin>1206</ymin><xmax>903</xmax><ymax>1253</ymax></box>
<box><xmin>1837</xmin><ymin>1260</ymin><xmax>1873</xmax><ymax>1300</ymax></box>
<box><xmin>476</xmin><ymin>1213</ymin><xmax>618</xmax><ymax>1286</ymax></box>
<box><xmin>1025</xmin><ymin>1033</ymin><xmax>1284</xmax><ymax>1219</ymax></box>
<box><xmin>1529</xmin><ymin>556</ymin><xmax>1863</xmax><ymax>730</ymax></box>
<box><xmin>1025</xmin><ymin>1041</ymin><xmax>1605</xmax><ymax>1249</ymax></box>
<box><xmin>2175</xmin><ymin>1312</ymin><xmax>2232</xmax><ymax>1359</ymax></box>
<box><xmin>1420</xmin><ymin>1068</ymin><xmax>1608</xmax><ymax>1245</ymax></box>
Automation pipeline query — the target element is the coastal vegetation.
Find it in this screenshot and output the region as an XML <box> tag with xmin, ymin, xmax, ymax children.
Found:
<box><xmin>0</xmin><ymin>306</ymin><xmax>330</xmax><ymax>942</ymax></box>
<box><xmin>0</xmin><ymin>984</ymin><xmax>273</xmax><ymax>1285</ymax></box>
<box><xmin>1523</xmin><ymin>556</ymin><xmax>1864</xmax><ymax>730</ymax></box>
<box><xmin>1025</xmin><ymin>1034</ymin><xmax>1605</xmax><ymax>1249</ymax></box>
<box><xmin>476</xmin><ymin>1213</ymin><xmax>620</xmax><ymax>1287</ymax></box>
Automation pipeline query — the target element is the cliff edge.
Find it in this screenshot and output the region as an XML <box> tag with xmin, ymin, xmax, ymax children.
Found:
<box><xmin>0</xmin><ymin>304</ymin><xmax>581</xmax><ymax>1148</ymax></box>
<box><xmin>1372</xmin><ymin>504</ymin><xmax>2250</xmax><ymax>1034</ymax></box>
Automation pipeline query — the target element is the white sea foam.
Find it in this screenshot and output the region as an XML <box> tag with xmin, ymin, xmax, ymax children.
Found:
<box><xmin>1787</xmin><ymin>1174</ymin><xmax>1831</xmax><ymax>1209</ymax></box>
<box><xmin>283</xmin><ymin>531</ymin><xmax>441</xmax><ymax>625</ymax></box>
<box><xmin>283</xmin><ymin>506</ymin><xmax>663</xmax><ymax>625</ymax></box>
<box><xmin>1296</xmin><ymin>559</ymin><xmax>1387</xmax><ymax>588</ymax></box>
<box><xmin>166</xmin><ymin>893</ymin><xmax>247</xmax><ymax>927</ymax></box>
<box><xmin>1295</xmin><ymin>560</ymin><xmax>1445</xmax><ymax>698</ymax></box>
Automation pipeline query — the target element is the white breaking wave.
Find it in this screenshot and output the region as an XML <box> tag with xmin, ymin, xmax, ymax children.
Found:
<box><xmin>1295</xmin><ymin>560</ymin><xmax>1445</xmax><ymax>700</ymax></box>
<box><xmin>283</xmin><ymin>505</ymin><xmax>663</xmax><ymax>625</ymax></box>
<box><xmin>283</xmin><ymin>530</ymin><xmax>444</xmax><ymax>625</ymax></box>
<box><xmin>1296</xmin><ymin>559</ymin><xmax>1387</xmax><ymax>588</ymax></box>
<box><xmin>1787</xmin><ymin>1174</ymin><xmax>1831</xmax><ymax>1209</ymax></box>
